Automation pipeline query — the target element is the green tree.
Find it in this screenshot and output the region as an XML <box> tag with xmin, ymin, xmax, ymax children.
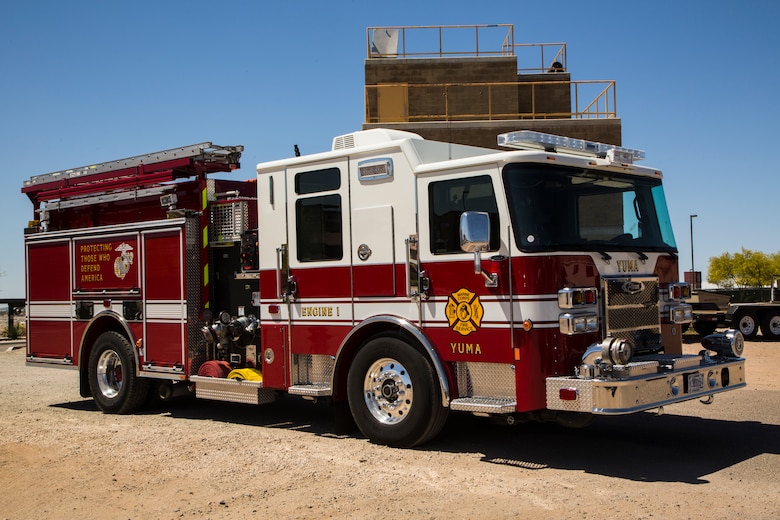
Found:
<box><xmin>708</xmin><ymin>252</ymin><xmax>736</xmax><ymax>288</ymax></box>
<box><xmin>771</xmin><ymin>252</ymin><xmax>780</xmax><ymax>277</ymax></box>
<box><xmin>708</xmin><ymin>248</ymin><xmax>780</xmax><ymax>288</ymax></box>
<box><xmin>736</xmin><ymin>249</ymin><xmax>773</xmax><ymax>287</ymax></box>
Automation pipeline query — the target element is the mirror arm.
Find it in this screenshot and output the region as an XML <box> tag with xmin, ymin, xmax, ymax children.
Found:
<box><xmin>474</xmin><ymin>249</ymin><xmax>498</xmax><ymax>288</ymax></box>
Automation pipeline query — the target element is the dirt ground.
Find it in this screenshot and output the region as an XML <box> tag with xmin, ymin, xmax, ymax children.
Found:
<box><xmin>0</xmin><ymin>335</ymin><xmax>778</xmax><ymax>520</ymax></box>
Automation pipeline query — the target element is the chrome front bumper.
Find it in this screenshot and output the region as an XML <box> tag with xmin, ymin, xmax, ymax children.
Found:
<box><xmin>546</xmin><ymin>354</ymin><xmax>746</xmax><ymax>414</ymax></box>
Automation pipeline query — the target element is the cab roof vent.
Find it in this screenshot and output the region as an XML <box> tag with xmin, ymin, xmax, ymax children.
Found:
<box><xmin>332</xmin><ymin>129</ymin><xmax>423</xmax><ymax>151</ymax></box>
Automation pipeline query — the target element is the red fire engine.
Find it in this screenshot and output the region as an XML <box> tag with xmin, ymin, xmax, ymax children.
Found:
<box><xmin>22</xmin><ymin>130</ymin><xmax>746</xmax><ymax>447</ymax></box>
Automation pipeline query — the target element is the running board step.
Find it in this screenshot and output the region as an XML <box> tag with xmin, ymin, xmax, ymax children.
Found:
<box><xmin>288</xmin><ymin>383</ymin><xmax>332</xmax><ymax>397</ymax></box>
<box><xmin>450</xmin><ymin>396</ymin><xmax>516</xmax><ymax>414</ymax></box>
<box><xmin>190</xmin><ymin>376</ymin><xmax>275</xmax><ymax>405</ymax></box>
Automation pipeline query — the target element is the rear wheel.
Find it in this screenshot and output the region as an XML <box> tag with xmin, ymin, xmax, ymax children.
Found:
<box><xmin>734</xmin><ymin>312</ymin><xmax>759</xmax><ymax>339</ymax></box>
<box><xmin>347</xmin><ymin>336</ymin><xmax>447</xmax><ymax>447</ymax></box>
<box><xmin>760</xmin><ymin>311</ymin><xmax>780</xmax><ymax>340</ymax></box>
<box><xmin>88</xmin><ymin>331</ymin><xmax>149</xmax><ymax>414</ymax></box>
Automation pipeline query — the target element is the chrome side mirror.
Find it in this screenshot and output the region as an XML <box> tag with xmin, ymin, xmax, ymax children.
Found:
<box><xmin>460</xmin><ymin>211</ymin><xmax>497</xmax><ymax>287</ymax></box>
<box><xmin>460</xmin><ymin>211</ymin><xmax>490</xmax><ymax>253</ymax></box>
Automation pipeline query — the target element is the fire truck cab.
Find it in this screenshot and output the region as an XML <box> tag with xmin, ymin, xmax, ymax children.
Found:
<box><xmin>22</xmin><ymin>130</ymin><xmax>747</xmax><ymax>447</ymax></box>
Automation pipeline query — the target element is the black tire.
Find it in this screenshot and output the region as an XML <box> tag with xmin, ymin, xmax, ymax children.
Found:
<box><xmin>347</xmin><ymin>336</ymin><xmax>448</xmax><ymax>448</ymax></box>
<box><xmin>760</xmin><ymin>311</ymin><xmax>780</xmax><ymax>340</ymax></box>
<box><xmin>88</xmin><ymin>331</ymin><xmax>149</xmax><ymax>414</ymax></box>
<box><xmin>734</xmin><ymin>312</ymin><xmax>759</xmax><ymax>339</ymax></box>
<box><xmin>692</xmin><ymin>321</ymin><xmax>718</xmax><ymax>336</ymax></box>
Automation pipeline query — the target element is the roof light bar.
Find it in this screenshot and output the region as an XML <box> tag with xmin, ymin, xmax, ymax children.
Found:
<box><xmin>497</xmin><ymin>130</ymin><xmax>645</xmax><ymax>163</ymax></box>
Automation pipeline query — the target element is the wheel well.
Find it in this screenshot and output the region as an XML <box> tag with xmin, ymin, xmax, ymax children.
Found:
<box><xmin>78</xmin><ymin>314</ymin><xmax>134</xmax><ymax>398</ymax></box>
<box><xmin>730</xmin><ymin>307</ymin><xmax>753</xmax><ymax>323</ymax></box>
<box><xmin>331</xmin><ymin>318</ymin><xmax>452</xmax><ymax>406</ymax></box>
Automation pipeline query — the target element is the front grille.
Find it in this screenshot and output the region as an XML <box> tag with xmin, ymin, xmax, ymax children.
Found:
<box><xmin>602</xmin><ymin>276</ymin><xmax>661</xmax><ymax>354</ymax></box>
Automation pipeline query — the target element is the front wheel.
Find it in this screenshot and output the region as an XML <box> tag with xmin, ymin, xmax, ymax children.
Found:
<box><xmin>734</xmin><ymin>312</ymin><xmax>759</xmax><ymax>339</ymax></box>
<box><xmin>88</xmin><ymin>331</ymin><xmax>149</xmax><ymax>414</ymax></box>
<box><xmin>347</xmin><ymin>336</ymin><xmax>447</xmax><ymax>447</ymax></box>
<box><xmin>760</xmin><ymin>311</ymin><xmax>780</xmax><ymax>340</ymax></box>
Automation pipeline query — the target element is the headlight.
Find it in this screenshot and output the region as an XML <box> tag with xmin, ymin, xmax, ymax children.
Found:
<box><xmin>559</xmin><ymin>312</ymin><xmax>599</xmax><ymax>335</ymax></box>
<box><xmin>667</xmin><ymin>304</ymin><xmax>693</xmax><ymax>323</ymax></box>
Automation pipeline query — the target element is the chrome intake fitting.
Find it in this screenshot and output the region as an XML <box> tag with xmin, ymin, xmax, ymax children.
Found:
<box><xmin>701</xmin><ymin>329</ymin><xmax>745</xmax><ymax>358</ymax></box>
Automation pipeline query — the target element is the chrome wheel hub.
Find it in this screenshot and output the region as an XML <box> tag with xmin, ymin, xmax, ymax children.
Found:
<box><xmin>96</xmin><ymin>349</ymin><xmax>123</xmax><ymax>398</ymax></box>
<box><xmin>363</xmin><ymin>357</ymin><xmax>413</xmax><ymax>425</ymax></box>
<box><xmin>769</xmin><ymin>316</ymin><xmax>780</xmax><ymax>335</ymax></box>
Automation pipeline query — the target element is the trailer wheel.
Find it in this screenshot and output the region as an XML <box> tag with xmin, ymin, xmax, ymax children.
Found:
<box><xmin>347</xmin><ymin>336</ymin><xmax>447</xmax><ymax>447</ymax></box>
<box><xmin>760</xmin><ymin>312</ymin><xmax>780</xmax><ymax>340</ymax></box>
<box><xmin>88</xmin><ymin>331</ymin><xmax>149</xmax><ymax>414</ymax></box>
<box><xmin>734</xmin><ymin>312</ymin><xmax>759</xmax><ymax>339</ymax></box>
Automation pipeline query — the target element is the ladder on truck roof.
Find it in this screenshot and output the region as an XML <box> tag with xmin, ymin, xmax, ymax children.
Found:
<box><xmin>22</xmin><ymin>142</ymin><xmax>244</xmax><ymax>206</ymax></box>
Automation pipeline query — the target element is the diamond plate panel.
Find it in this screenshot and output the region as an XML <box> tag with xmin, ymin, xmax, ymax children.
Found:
<box><xmin>191</xmin><ymin>376</ymin><xmax>275</xmax><ymax>405</ymax></box>
<box><xmin>455</xmin><ymin>361</ymin><xmax>515</xmax><ymax>399</ymax></box>
<box><xmin>449</xmin><ymin>396</ymin><xmax>516</xmax><ymax>414</ymax></box>
<box><xmin>293</xmin><ymin>354</ymin><xmax>335</xmax><ymax>385</ymax></box>
<box><xmin>546</xmin><ymin>377</ymin><xmax>594</xmax><ymax>413</ymax></box>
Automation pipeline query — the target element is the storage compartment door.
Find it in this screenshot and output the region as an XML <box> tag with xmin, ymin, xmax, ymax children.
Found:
<box><xmin>26</xmin><ymin>239</ymin><xmax>73</xmax><ymax>363</ymax></box>
<box><xmin>352</xmin><ymin>205</ymin><xmax>395</xmax><ymax>297</ymax></box>
<box><xmin>142</xmin><ymin>227</ymin><xmax>186</xmax><ymax>370</ymax></box>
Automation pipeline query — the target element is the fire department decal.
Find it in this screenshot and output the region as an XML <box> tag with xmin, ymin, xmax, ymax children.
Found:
<box><xmin>113</xmin><ymin>243</ymin><xmax>135</xmax><ymax>280</ymax></box>
<box><xmin>445</xmin><ymin>288</ymin><xmax>484</xmax><ymax>336</ymax></box>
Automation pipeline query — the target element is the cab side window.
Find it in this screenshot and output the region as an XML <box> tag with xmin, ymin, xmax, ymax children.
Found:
<box><xmin>428</xmin><ymin>175</ymin><xmax>499</xmax><ymax>254</ymax></box>
<box><xmin>295</xmin><ymin>168</ymin><xmax>342</xmax><ymax>262</ymax></box>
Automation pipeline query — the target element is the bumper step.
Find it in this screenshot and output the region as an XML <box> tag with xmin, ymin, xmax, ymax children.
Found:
<box><xmin>450</xmin><ymin>396</ymin><xmax>516</xmax><ymax>414</ymax></box>
<box><xmin>288</xmin><ymin>383</ymin><xmax>332</xmax><ymax>397</ymax></box>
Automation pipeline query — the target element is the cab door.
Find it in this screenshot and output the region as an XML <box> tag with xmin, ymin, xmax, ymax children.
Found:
<box><xmin>257</xmin><ymin>168</ymin><xmax>290</xmax><ymax>389</ymax></box>
<box><xmin>284</xmin><ymin>160</ymin><xmax>353</xmax><ymax>363</ymax></box>
<box><xmin>259</xmin><ymin>160</ymin><xmax>353</xmax><ymax>390</ymax></box>
<box><xmin>416</xmin><ymin>170</ymin><xmax>514</xmax><ymax>368</ymax></box>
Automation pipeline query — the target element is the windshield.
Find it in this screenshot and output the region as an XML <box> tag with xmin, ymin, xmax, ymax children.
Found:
<box><xmin>502</xmin><ymin>163</ymin><xmax>677</xmax><ymax>253</ymax></box>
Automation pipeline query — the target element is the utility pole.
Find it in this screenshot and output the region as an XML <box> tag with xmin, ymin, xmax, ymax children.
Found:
<box><xmin>690</xmin><ymin>214</ymin><xmax>698</xmax><ymax>289</ymax></box>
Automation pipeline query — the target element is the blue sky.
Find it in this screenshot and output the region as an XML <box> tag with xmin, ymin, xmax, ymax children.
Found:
<box><xmin>1</xmin><ymin>0</ymin><xmax>778</xmax><ymax>297</ymax></box>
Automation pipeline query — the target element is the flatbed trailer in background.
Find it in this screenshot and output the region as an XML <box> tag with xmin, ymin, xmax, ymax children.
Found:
<box><xmin>726</xmin><ymin>275</ymin><xmax>780</xmax><ymax>340</ymax></box>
